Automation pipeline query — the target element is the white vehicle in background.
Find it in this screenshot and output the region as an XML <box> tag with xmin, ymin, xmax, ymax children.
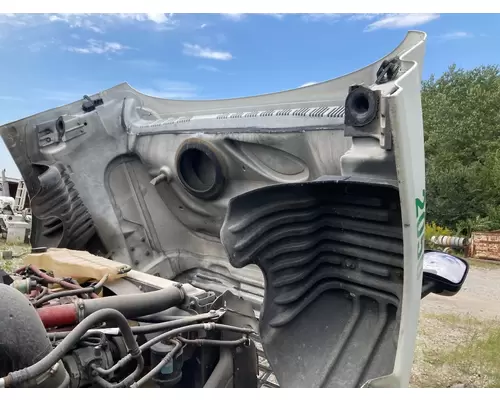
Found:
<box><xmin>0</xmin><ymin>30</ymin><xmax>468</xmax><ymax>389</ymax></box>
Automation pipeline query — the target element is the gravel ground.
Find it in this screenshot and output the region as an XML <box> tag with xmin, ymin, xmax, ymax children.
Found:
<box><xmin>411</xmin><ymin>262</ymin><xmax>500</xmax><ymax>387</ymax></box>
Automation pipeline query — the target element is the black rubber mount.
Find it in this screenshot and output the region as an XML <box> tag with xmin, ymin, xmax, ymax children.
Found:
<box><xmin>344</xmin><ymin>85</ymin><xmax>379</xmax><ymax>128</ymax></box>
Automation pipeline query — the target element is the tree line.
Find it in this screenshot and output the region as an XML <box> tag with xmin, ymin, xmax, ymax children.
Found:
<box><xmin>422</xmin><ymin>64</ymin><xmax>500</xmax><ymax>237</ymax></box>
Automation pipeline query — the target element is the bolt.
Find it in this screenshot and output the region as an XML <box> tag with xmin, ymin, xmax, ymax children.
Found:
<box><xmin>145</xmin><ymin>251</ymin><xmax>151</xmax><ymax>256</ymax></box>
<box><xmin>134</xmin><ymin>260</ymin><xmax>139</xmax><ymax>266</ymax></box>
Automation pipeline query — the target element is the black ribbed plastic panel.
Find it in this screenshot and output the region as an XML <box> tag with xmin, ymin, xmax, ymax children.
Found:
<box><xmin>30</xmin><ymin>162</ymin><xmax>96</xmax><ymax>249</ymax></box>
<box><xmin>221</xmin><ymin>177</ymin><xmax>404</xmax><ymax>388</ymax></box>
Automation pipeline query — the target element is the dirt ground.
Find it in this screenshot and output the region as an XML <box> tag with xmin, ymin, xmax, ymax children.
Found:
<box><xmin>1</xmin><ymin>239</ymin><xmax>499</xmax><ymax>387</ymax></box>
<box><xmin>411</xmin><ymin>262</ymin><xmax>500</xmax><ymax>387</ymax></box>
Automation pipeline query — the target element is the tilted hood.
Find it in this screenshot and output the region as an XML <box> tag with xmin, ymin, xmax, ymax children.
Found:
<box><xmin>1</xmin><ymin>31</ymin><xmax>427</xmax><ymax>388</ymax></box>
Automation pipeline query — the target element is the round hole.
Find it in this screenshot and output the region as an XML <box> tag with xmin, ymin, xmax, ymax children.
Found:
<box><xmin>56</xmin><ymin>117</ymin><xmax>65</xmax><ymax>135</ymax></box>
<box><xmin>353</xmin><ymin>94</ymin><xmax>369</xmax><ymax>114</ymax></box>
<box><xmin>176</xmin><ymin>140</ymin><xmax>226</xmax><ymax>200</ymax></box>
<box><xmin>179</xmin><ymin>148</ymin><xmax>216</xmax><ymax>192</ymax></box>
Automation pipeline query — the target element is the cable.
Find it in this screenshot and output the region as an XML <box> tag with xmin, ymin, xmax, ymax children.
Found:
<box><xmin>178</xmin><ymin>336</ymin><xmax>249</xmax><ymax>347</ymax></box>
<box><xmin>92</xmin><ymin>323</ymin><xmax>254</xmax><ymax>377</ymax></box>
<box><xmin>33</xmin><ymin>286</ymin><xmax>49</xmax><ymax>301</ymax></box>
<box><xmin>47</xmin><ymin>310</ymin><xmax>223</xmax><ymax>340</ymax></box>
<box><xmin>92</xmin><ymin>357</ymin><xmax>144</xmax><ymax>388</ymax></box>
<box><xmin>33</xmin><ymin>274</ymin><xmax>108</xmax><ymax>307</ymax></box>
<box><xmin>1</xmin><ymin>308</ymin><xmax>142</xmax><ymax>387</ymax></box>
<box><xmin>130</xmin><ymin>340</ymin><xmax>183</xmax><ymax>388</ymax></box>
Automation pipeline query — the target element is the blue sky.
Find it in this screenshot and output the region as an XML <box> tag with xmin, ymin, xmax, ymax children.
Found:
<box><xmin>0</xmin><ymin>12</ymin><xmax>499</xmax><ymax>177</ymax></box>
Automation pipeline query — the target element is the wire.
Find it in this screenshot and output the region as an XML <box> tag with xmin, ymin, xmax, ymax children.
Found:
<box><xmin>92</xmin><ymin>323</ymin><xmax>254</xmax><ymax>377</ymax></box>
<box><xmin>47</xmin><ymin>310</ymin><xmax>223</xmax><ymax>341</ymax></box>
<box><xmin>178</xmin><ymin>336</ymin><xmax>249</xmax><ymax>347</ymax></box>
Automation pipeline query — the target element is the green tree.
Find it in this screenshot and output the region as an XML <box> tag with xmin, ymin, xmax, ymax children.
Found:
<box><xmin>422</xmin><ymin>64</ymin><xmax>500</xmax><ymax>231</ymax></box>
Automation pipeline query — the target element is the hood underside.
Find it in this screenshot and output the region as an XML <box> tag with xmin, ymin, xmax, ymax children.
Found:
<box><xmin>0</xmin><ymin>31</ymin><xmax>427</xmax><ymax>388</ymax></box>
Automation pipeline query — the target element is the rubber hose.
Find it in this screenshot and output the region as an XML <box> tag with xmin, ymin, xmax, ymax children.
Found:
<box><xmin>2</xmin><ymin>308</ymin><xmax>142</xmax><ymax>387</ymax></box>
<box><xmin>24</xmin><ymin>265</ymin><xmax>98</xmax><ymax>299</ymax></box>
<box><xmin>178</xmin><ymin>337</ymin><xmax>248</xmax><ymax>347</ymax></box>
<box><xmin>81</xmin><ymin>285</ymin><xmax>184</xmax><ymax>320</ymax></box>
<box><xmin>0</xmin><ymin>284</ymin><xmax>69</xmax><ymax>388</ymax></box>
<box><xmin>47</xmin><ymin>311</ymin><xmax>220</xmax><ymax>341</ymax></box>
<box><xmin>204</xmin><ymin>348</ymin><xmax>234</xmax><ymax>388</ymax></box>
<box><xmin>33</xmin><ymin>274</ymin><xmax>109</xmax><ymax>307</ymax></box>
<box><xmin>93</xmin><ymin>323</ymin><xmax>254</xmax><ymax>377</ymax></box>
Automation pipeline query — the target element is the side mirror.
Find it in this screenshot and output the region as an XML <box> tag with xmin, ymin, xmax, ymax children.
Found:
<box><xmin>421</xmin><ymin>250</ymin><xmax>469</xmax><ymax>298</ymax></box>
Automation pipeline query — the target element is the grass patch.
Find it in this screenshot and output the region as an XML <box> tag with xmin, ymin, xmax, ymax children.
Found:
<box><xmin>412</xmin><ymin>313</ymin><xmax>500</xmax><ymax>387</ymax></box>
<box><xmin>0</xmin><ymin>239</ymin><xmax>31</xmax><ymax>273</ymax></box>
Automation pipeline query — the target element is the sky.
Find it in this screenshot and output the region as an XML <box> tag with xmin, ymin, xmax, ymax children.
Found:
<box><xmin>0</xmin><ymin>12</ymin><xmax>499</xmax><ymax>178</ymax></box>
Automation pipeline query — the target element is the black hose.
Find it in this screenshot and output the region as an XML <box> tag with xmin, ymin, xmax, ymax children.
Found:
<box><xmin>92</xmin><ymin>323</ymin><xmax>254</xmax><ymax>377</ymax></box>
<box><xmin>131</xmin><ymin>340</ymin><xmax>183</xmax><ymax>388</ymax></box>
<box><xmin>33</xmin><ymin>286</ymin><xmax>49</xmax><ymax>301</ymax></box>
<box><xmin>128</xmin><ymin>311</ymin><xmax>221</xmax><ymax>335</ymax></box>
<box><xmin>178</xmin><ymin>337</ymin><xmax>249</xmax><ymax>347</ymax></box>
<box><xmin>132</xmin><ymin>307</ymin><xmax>194</xmax><ymax>323</ymax></box>
<box><xmin>33</xmin><ymin>274</ymin><xmax>109</xmax><ymax>307</ymax></box>
<box><xmin>92</xmin><ymin>357</ymin><xmax>145</xmax><ymax>388</ymax></box>
<box><xmin>81</xmin><ymin>285</ymin><xmax>184</xmax><ymax>320</ymax></box>
<box><xmin>58</xmin><ymin>368</ymin><xmax>71</xmax><ymax>388</ymax></box>
<box><xmin>204</xmin><ymin>348</ymin><xmax>233</xmax><ymax>388</ymax></box>
<box><xmin>47</xmin><ymin>310</ymin><xmax>222</xmax><ymax>340</ymax></box>
<box><xmin>3</xmin><ymin>309</ymin><xmax>142</xmax><ymax>387</ymax></box>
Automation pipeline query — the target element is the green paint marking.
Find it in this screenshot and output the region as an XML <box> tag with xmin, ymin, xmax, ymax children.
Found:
<box><xmin>415</xmin><ymin>189</ymin><xmax>426</xmax><ymax>261</ymax></box>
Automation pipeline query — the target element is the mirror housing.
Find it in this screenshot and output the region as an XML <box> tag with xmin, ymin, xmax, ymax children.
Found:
<box><xmin>422</xmin><ymin>250</ymin><xmax>469</xmax><ymax>297</ymax></box>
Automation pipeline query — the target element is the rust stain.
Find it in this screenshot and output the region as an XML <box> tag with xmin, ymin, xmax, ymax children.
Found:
<box><xmin>468</xmin><ymin>231</ymin><xmax>500</xmax><ymax>261</ymax></box>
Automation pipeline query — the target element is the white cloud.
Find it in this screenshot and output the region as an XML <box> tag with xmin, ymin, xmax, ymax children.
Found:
<box><xmin>200</xmin><ymin>23</ymin><xmax>208</xmax><ymax>29</ymax></box>
<box><xmin>364</xmin><ymin>13</ymin><xmax>439</xmax><ymax>32</ymax></box>
<box><xmin>300</xmin><ymin>82</ymin><xmax>318</xmax><ymax>87</ymax></box>
<box><xmin>438</xmin><ymin>31</ymin><xmax>474</xmax><ymax>41</ymax></box>
<box><xmin>222</xmin><ymin>13</ymin><xmax>245</xmax><ymax>21</ymax></box>
<box><xmin>266</xmin><ymin>14</ymin><xmax>285</xmax><ymax>20</ymax></box>
<box><xmin>198</xmin><ymin>65</ymin><xmax>220</xmax><ymax>72</ymax></box>
<box><xmin>47</xmin><ymin>14</ymin><xmax>104</xmax><ymax>33</ymax></box>
<box><xmin>0</xmin><ymin>13</ymin><xmax>32</xmax><ymax>26</ymax></box>
<box><xmin>183</xmin><ymin>43</ymin><xmax>233</xmax><ymax>61</ymax></box>
<box><xmin>138</xmin><ymin>80</ymin><xmax>198</xmax><ymax>99</ymax></box>
<box><xmin>301</xmin><ymin>14</ymin><xmax>341</xmax><ymax>23</ymax></box>
<box><xmin>44</xmin><ymin>13</ymin><xmax>178</xmax><ymax>33</ymax></box>
<box><xmin>67</xmin><ymin>39</ymin><xmax>130</xmax><ymax>55</ymax></box>
<box><xmin>348</xmin><ymin>14</ymin><xmax>380</xmax><ymax>21</ymax></box>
